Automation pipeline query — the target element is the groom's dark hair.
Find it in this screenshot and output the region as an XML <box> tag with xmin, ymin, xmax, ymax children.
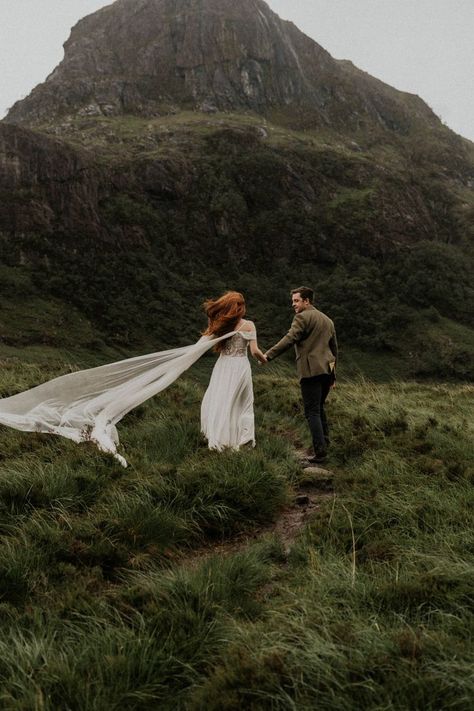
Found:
<box><xmin>291</xmin><ymin>286</ymin><xmax>314</xmax><ymax>303</ymax></box>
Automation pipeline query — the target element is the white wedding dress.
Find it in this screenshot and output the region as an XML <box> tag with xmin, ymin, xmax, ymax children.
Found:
<box><xmin>201</xmin><ymin>329</ymin><xmax>256</xmax><ymax>450</ymax></box>
<box><xmin>0</xmin><ymin>331</ymin><xmax>242</xmax><ymax>467</ymax></box>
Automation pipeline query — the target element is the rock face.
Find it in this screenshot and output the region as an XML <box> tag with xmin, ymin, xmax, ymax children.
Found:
<box><xmin>0</xmin><ymin>123</ymin><xmax>103</xmax><ymax>236</ymax></box>
<box><xmin>6</xmin><ymin>0</ymin><xmax>437</xmax><ymax>132</ymax></box>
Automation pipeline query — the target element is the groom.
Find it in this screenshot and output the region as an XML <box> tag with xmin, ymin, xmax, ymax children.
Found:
<box><xmin>264</xmin><ymin>287</ymin><xmax>338</xmax><ymax>463</ymax></box>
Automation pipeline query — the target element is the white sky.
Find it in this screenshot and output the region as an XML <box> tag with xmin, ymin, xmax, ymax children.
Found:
<box><xmin>1</xmin><ymin>0</ymin><xmax>473</xmax><ymax>141</ymax></box>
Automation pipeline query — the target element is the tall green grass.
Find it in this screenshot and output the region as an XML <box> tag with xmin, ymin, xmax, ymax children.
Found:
<box><xmin>0</xmin><ymin>358</ymin><xmax>472</xmax><ymax>709</ymax></box>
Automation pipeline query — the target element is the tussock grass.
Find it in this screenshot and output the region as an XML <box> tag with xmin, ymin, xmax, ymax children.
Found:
<box><xmin>0</xmin><ymin>362</ymin><xmax>472</xmax><ymax>708</ymax></box>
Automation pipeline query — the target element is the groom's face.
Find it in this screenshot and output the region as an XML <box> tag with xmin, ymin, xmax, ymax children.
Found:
<box><xmin>292</xmin><ymin>293</ymin><xmax>310</xmax><ymax>313</ymax></box>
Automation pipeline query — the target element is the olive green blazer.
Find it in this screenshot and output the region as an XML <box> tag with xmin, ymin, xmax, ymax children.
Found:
<box><xmin>266</xmin><ymin>306</ymin><xmax>338</xmax><ymax>380</ymax></box>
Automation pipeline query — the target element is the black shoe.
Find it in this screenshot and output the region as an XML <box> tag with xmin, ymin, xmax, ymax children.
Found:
<box><xmin>306</xmin><ymin>453</ymin><xmax>327</xmax><ymax>465</ymax></box>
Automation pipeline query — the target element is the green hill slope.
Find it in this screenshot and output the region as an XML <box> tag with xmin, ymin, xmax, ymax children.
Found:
<box><xmin>1</xmin><ymin>113</ymin><xmax>473</xmax><ymax>378</ymax></box>
<box><xmin>0</xmin><ymin>355</ymin><xmax>472</xmax><ymax>708</ymax></box>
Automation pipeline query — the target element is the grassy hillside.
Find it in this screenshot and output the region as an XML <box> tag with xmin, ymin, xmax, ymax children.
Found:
<box><xmin>0</xmin><ymin>350</ymin><xmax>472</xmax><ymax>709</ymax></box>
<box><xmin>1</xmin><ymin>112</ymin><xmax>474</xmax><ymax>379</ymax></box>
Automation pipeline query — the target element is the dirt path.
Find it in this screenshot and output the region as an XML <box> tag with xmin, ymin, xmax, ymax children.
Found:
<box><xmin>179</xmin><ymin>459</ymin><xmax>335</xmax><ymax>566</ymax></box>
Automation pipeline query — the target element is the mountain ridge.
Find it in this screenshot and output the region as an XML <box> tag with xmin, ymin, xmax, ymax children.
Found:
<box><xmin>5</xmin><ymin>0</ymin><xmax>440</xmax><ymax>135</ymax></box>
<box><xmin>0</xmin><ymin>0</ymin><xmax>473</xmax><ymax>378</ymax></box>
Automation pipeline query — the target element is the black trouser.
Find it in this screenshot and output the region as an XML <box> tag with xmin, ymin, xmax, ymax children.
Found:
<box><xmin>300</xmin><ymin>373</ymin><xmax>332</xmax><ymax>455</ymax></box>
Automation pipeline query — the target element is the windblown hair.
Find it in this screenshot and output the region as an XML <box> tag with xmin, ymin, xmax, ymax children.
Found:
<box><xmin>203</xmin><ymin>291</ymin><xmax>246</xmax><ymax>352</ymax></box>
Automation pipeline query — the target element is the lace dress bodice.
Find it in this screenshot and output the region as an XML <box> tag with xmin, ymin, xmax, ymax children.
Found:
<box><xmin>220</xmin><ymin>330</ymin><xmax>256</xmax><ymax>357</ymax></box>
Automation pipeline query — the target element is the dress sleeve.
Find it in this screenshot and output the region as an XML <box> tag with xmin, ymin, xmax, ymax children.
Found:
<box><xmin>240</xmin><ymin>330</ymin><xmax>257</xmax><ymax>341</ymax></box>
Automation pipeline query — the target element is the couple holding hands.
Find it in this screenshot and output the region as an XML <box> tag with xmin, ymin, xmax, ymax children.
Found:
<box><xmin>0</xmin><ymin>286</ymin><xmax>337</xmax><ymax>467</ymax></box>
<box><xmin>201</xmin><ymin>287</ymin><xmax>338</xmax><ymax>465</ymax></box>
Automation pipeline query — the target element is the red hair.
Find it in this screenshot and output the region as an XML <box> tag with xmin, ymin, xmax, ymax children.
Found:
<box><xmin>203</xmin><ymin>291</ymin><xmax>246</xmax><ymax>352</ymax></box>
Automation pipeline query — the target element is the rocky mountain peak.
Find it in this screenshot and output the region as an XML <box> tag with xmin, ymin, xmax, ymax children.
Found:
<box><xmin>6</xmin><ymin>0</ymin><xmax>437</xmax><ymax>132</ymax></box>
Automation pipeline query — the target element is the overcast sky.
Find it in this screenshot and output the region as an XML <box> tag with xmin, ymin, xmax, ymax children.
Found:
<box><xmin>1</xmin><ymin>0</ymin><xmax>473</xmax><ymax>141</ymax></box>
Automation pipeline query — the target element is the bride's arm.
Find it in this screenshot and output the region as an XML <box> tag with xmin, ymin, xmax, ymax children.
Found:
<box><xmin>242</xmin><ymin>321</ymin><xmax>267</xmax><ymax>364</ymax></box>
<box><xmin>251</xmin><ymin>341</ymin><xmax>267</xmax><ymax>364</ymax></box>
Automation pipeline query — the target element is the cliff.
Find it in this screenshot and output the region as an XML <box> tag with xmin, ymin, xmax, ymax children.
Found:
<box><xmin>7</xmin><ymin>0</ymin><xmax>437</xmax><ymax>134</ymax></box>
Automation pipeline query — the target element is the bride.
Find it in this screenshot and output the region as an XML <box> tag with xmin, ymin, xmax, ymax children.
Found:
<box><xmin>0</xmin><ymin>290</ymin><xmax>265</xmax><ymax>465</ymax></box>
<box><xmin>200</xmin><ymin>291</ymin><xmax>266</xmax><ymax>450</ymax></box>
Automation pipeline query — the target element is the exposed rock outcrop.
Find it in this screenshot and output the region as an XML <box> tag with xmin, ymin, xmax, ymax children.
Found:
<box><xmin>6</xmin><ymin>0</ymin><xmax>437</xmax><ymax>133</ymax></box>
<box><xmin>0</xmin><ymin>123</ymin><xmax>104</xmax><ymax>236</ymax></box>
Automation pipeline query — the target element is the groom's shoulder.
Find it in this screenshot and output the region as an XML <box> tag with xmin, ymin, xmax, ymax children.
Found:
<box><xmin>302</xmin><ymin>306</ymin><xmax>318</xmax><ymax>320</ymax></box>
<box><xmin>318</xmin><ymin>310</ymin><xmax>336</xmax><ymax>331</ymax></box>
<box><xmin>291</xmin><ymin>308</ymin><xmax>313</xmax><ymax>325</ymax></box>
<box><xmin>307</xmin><ymin>307</ymin><xmax>334</xmax><ymax>328</ymax></box>
<box><xmin>291</xmin><ymin>311</ymin><xmax>308</xmax><ymax>325</ymax></box>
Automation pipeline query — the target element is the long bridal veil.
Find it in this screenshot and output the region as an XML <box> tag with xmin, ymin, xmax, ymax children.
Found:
<box><xmin>0</xmin><ymin>333</ymin><xmax>232</xmax><ymax>467</ymax></box>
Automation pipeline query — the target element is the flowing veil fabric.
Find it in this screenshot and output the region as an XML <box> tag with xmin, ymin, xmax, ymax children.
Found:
<box><xmin>0</xmin><ymin>333</ymin><xmax>234</xmax><ymax>467</ymax></box>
